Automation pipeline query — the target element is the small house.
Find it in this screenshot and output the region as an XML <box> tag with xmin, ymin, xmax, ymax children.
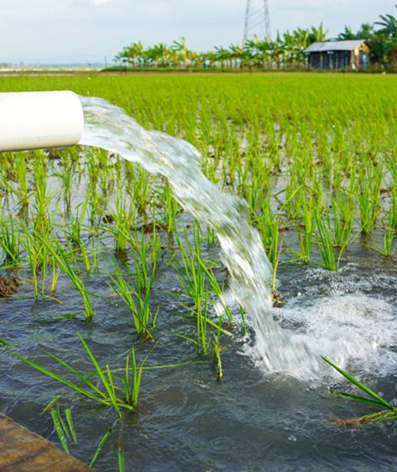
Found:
<box><xmin>304</xmin><ymin>40</ymin><xmax>370</xmax><ymax>70</ymax></box>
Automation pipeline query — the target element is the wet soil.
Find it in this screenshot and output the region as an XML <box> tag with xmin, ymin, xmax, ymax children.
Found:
<box><xmin>0</xmin><ymin>277</ymin><xmax>19</xmax><ymax>297</ymax></box>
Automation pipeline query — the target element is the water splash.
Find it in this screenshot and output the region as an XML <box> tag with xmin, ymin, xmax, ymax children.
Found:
<box><xmin>79</xmin><ymin>96</ymin><xmax>318</xmax><ymax>375</ymax></box>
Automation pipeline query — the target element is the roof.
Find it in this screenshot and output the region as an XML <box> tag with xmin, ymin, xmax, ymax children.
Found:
<box><xmin>304</xmin><ymin>40</ymin><xmax>367</xmax><ymax>53</ymax></box>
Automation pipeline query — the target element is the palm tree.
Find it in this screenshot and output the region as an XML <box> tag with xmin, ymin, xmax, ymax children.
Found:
<box><xmin>309</xmin><ymin>24</ymin><xmax>329</xmax><ymax>43</ymax></box>
<box><xmin>376</xmin><ymin>6</ymin><xmax>397</xmax><ymax>37</ymax></box>
<box><xmin>375</xmin><ymin>5</ymin><xmax>397</xmax><ymax>65</ymax></box>
<box><xmin>357</xmin><ymin>23</ymin><xmax>375</xmax><ymax>41</ymax></box>
<box><xmin>337</xmin><ymin>26</ymin><xmax>357</xmax><ymax>41</ymax></box>
<box><xmin>269</xmin><ymin>34</ymin><xmax>287</xmax><ymax>70</ymax></box>
<box><xmin>172</xmin><ymin>37</ymin><xmax>190</xmax><ymax>67</ymax></box>
<box><xmin>214</xmin><ymin>46</ymin><xmax>232</xmax><ymax>68</ymax></box>
<box><xmin>228</xmin><ymin>44</ymin><xmax>247</xmax><ymax>68</ymax></box>
<box><xmin>146</xmin><ymin>43</ymin><xmax>170</xmax><ymax>67</ymax></box>
<box><xmin>292</xmin><ymin>28</ymin><xmax>311</xmax><ymax>66</ymax></box>
<box><xmin>200</xmin><ymin>51</ymin><xmax>217</xmax><ymax>68</ymax></box>
<box><xmin>123</xmin><ymin>42</ymin><xmax>144</xmax><ymax>67</ymax></box>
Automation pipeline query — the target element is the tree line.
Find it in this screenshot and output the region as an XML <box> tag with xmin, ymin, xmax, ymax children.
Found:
<box><xmin>113</xmin><ymin>5</ymin><xmax>397</xmax><ymax>70</ymax></box>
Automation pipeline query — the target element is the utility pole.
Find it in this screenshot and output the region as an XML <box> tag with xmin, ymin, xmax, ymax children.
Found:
<box><xmin>243</xmin><ymin>0</ymin><xmax>271</xmax><ymax>44</ymax></box>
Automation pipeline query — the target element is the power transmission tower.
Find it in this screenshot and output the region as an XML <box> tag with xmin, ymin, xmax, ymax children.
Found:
<box><xmin>243</xmin><ymin>0</ymin><xmax>271</xmax><ymax>44</ymax></box>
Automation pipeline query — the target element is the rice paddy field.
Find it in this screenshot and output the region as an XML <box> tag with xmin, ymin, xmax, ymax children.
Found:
<box><xmin>2</xmin><ymin>73</ymin><xmax>397</xmax><ymax>471</ymax></box>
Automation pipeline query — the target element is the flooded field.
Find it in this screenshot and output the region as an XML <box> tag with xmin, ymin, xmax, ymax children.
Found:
<box><xmin>1</xmin><ymin>74</ymin><xmax>397</xmax><ymax>471</ymax></box>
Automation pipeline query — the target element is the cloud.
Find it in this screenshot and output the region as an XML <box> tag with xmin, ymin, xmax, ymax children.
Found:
<box><xmin>0</xmin><ymin>0</ymin><xmax>394</xmax><ymax>63</ymax></box>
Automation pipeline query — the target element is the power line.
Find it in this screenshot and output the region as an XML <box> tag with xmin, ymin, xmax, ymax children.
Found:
<box><xmin>243</xmin><ymin>0</ymin><xmax>271</xmax><ymax>44</ymax></box>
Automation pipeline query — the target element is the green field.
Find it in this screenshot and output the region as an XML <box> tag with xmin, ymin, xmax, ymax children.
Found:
<box><xmin>2</xmin><ymin>73</ymin><xmax>397</xmax><ymax>267</ymax></box>
<box><xmin>1</xmin><ymin>73</ymin><xmax>397</xmax><ymax>469</ymax></box>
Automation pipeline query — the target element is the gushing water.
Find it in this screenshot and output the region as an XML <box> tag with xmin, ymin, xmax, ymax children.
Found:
<box><xmin>80</xmin><ymin>96</ymin><xmax>318</xmax><ymax>375</ymax></box>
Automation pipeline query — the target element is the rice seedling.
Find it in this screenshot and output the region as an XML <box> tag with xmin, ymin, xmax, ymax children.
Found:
<box><xmin>4</xmin><ymin>73</ymin><xmax>397</xmax><ymax>470</ymax></box>
<box><xmin>32</xmin><ymin>151</ymin><xmax>51</xmax><ymax>233</ymax></box>
<box><xmin>54</xmin><ymin>153</ymin><xmax>74</xmax><ymax>214</ymax></box>
<box><xmin>36</xmin><ymin>233</ymin><xmax>95</xmax><ymax>319</ymax></box>
<box><xmin>212</xmin><ymin>315</ymin><xmax>223</xmax><ymax>381</ymax></box>
<box><xmin>8</xmin><ymin>333</ymin><xmax>143</xmax><ymax>416</ymax></box>
<box><xmin>370</xmin><ymin>214</ymin><xmax>397</xmax><ymax>257</ymax></box>
<box><xmin>0</xmin><ymin>216</ymin><xmax>21</xmax><ymax>266</ymax></box>
<box><xmin>297</xmin><ymin>200</ymin><xmax>315</xmax><ymax>264</ymax></box>
<box><xmin>108</xmin><ymin>258</ymin><xmax>158</xmax><ymax>339</ymax></box>
<box><xmin>162</xmin><ymin>180</ymin><xmax>179</xmax><ymax>232</ymax></box>
<box><xmin>50</xmin><ymin>408</ymin><xmax>71</xmax><ymax>454</ymax></box>
<box><xmin>129</xmin><ymin>227</ymin><xmax>161</xmax><ymax>284</ymax></box>
<box><xmin>43</xmin><ymin>402</ymin><xmax>77</xmax><ymax>455</ymax></box>
<box><xmin>197</xmin><ymin>258</ymin><xmax>233</xmax><ymax>325</ymax></box>
<box><xmin>389</xmin><ymin>187</ymin><xmax>397</xmax><ymax>230</ymax></box>
<box><xmin>315</xmin><ymin>214</ymin><xmax>340</xmax><ymax>271</ymax></box>
<box><xmin>118</xmin><ymin>432</ymin><xmax>125</xmax><ymax>472</ymax></box>
<box><xmin>173</xmin><ymin>223</ymin><xmax>206</xmax><ymax>307</ymax></box>
<box><xmin>89</xmin><ymin>419</ymin><xmax>121</xmax><ymax>468</ymax></box>
<box><xmin>15</xmin><ymin>153</ymin><xmax>29</xmax><ymax>206</ymax></box>
<box><xmin>109</xmin><ymin>190</ymin><xmax>136</xmax><ymax>252</ymax></box>
<box><xmin>176</xmin><ymin>293</ymin><xmax>211</xmax><ymax>355</ymax></box>
<box><xmin>20</xmin><ymin>227</ymin><xmax>41</xmax><ymax>298</ymax></box>
<box><xmin>173</xmin><ymin>224</ymin><xmax>231</xmax><ymax>352</ymax></box>
<box><xmin>206</xmin><ymin>225</ymin><xmax>216</xmax><ymax>246</ymax></box>
<box><xmin>65</xmin><ymin>202</ymin><xmax>87</xmax><ymax>247</ymax></box>
<box><xmin>322</xmin><ymin>357</ymin><xmax>397</xmax><ymax>427</ymax></box>
<box><xmin>356</xmin><ymin>165</ymin><xmax>383</xmax><ymax>236</ymax></box>
<box><xmin>132</xmin><ymin>167</ymin><xmax>152</xmax><ymax>217</ymax></box>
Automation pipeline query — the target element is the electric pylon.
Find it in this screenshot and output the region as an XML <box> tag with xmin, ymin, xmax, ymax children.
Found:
<box><xmin>243</xmin><ymin>0</ymin><xmax>271</xmax><ymax>44</ymax></box>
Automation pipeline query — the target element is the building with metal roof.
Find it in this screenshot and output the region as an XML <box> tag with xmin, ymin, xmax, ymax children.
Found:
<box><xmin>304</xmin><ymin>40</ymin><xmax>370</xmax><ymax>70</ymax></box>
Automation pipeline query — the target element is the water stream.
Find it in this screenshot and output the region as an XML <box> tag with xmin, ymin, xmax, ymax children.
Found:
<box><xmin>80</xmin><ymin>96</ymin><xmax>319</xmax><ymax>375</ymax></box>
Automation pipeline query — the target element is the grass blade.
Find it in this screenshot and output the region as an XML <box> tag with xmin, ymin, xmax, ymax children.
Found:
<box><xmin>50</xmin><ymin>409</ymin><xmax>70</xmax><ymax>455</ymax></box>
<box><xmin>322</xmin><ymin>356</ymin><xmax>393</xmax><ymax>410</ymax></box>
<box><xmin>65</xmin><ymin>407</ymin><xmax>77</xmax><ymax>444</ymax></box>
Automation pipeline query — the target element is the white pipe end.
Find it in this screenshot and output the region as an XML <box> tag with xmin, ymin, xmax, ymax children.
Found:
<box><xmin>0</xmin><ymin>91</ymin><xmax>84</xmax><ymax>152</ymax></box>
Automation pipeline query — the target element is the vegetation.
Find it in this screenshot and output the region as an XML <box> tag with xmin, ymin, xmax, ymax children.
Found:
<box><xmin>323</xmin><ymin>357</ymin><xmax>397</xmax><ymax>427</ymax></box>
<box><xmin>112</xmin><ymin>6</ymin><xmax>397</xmax><ymax>71</ymax></box>
<box><xmin>1</xmin><ymin>72</ymin><xmax>397</xmax><ymax>470</ymax></box>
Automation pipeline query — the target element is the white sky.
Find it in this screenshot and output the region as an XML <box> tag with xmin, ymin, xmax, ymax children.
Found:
<box><xmin>0</xmin><ymin>0</ymin><xmax>394</xmax><ymax>64</ymax></box>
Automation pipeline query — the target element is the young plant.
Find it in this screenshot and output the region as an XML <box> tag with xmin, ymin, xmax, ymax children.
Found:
<box><xmin>173</xmin><ymin>223</ymin><xmax>230</xmax><ymax>353</ymax></box>
<box><xmin>330</xmin><ymin>196</ymin><xmax>354</xmax><ymax>248</ymax></box>
<box><xmin>162</xmin><ymin>180</ymin><xmax>180</xmax><ymax>232</ymax></box>
<box><xmin>0</xmin><ymin>216</ymin><xmax>21</xmax><ymax>266</ymax></box>
<box><xmin>315</xmin><ymin>214</ymin><xmax>346</xmax><ymax>271</ymax></box>
<box><xmin>36</xmin><ymin>233</ymin><xmax>94</xmax><ymax>319</ymax></box>
<box><xmin>212</xmin><ymin>315</ymin><xmax>223</xmax><ymax>382</ymax></box>
<box><xmin>110</xmin><ymin>191</ymin><xmax>136</xmax><ymax>252</ymax></box>
<box><xmin>371</xmin><ymin>214</ymin><xmax>397</xmax><ymax>257</ymax></box>
<box><xmin>15</xmin><ymin>153</ymin><xmax>29</xmax><ymax>206</ymax></box>
<box><xmin>297</xmin><ymin>201</ymin><xmax>315</xmax><ymax>264</ymax></box>
<box><xmin>89</xmin><ymin>419</ymin><xmax>121</xmax><ymax>468</ymax></box>
<box><xmin>9</xmin><ymin>333</ymin><xmax>142</xmax><ymax>417</ymax></box>
<box><xmin>20</xmin><ymin>228</ymin><xmax>40</xmax><ymax>298</ymax></box>
<box><xmin>43</xmin><ymin>402</ymin><xmax>77</xmax><ymax>455</ymax></box>
<box><xmin>323</xmin><ymin>357</ymin><xmax>397</xmax><ymax>427</ymax></box>
<box><xmin>173</xmin><ymin>223</ymin><xmax>206</xmax><ymax>308</ymax></box>
<box><xmin>176</xmin><ymin>293</ymin><xmax>211</xmax><ymax>355</ymax></box>
<box><xmin>108</xmin><ymin>259</ymin><xmax>158</xmax><ymax>339</ymax></box>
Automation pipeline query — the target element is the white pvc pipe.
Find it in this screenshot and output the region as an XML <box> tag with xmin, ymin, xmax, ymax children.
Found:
<box><xmin>0</xmin><ymin>91</ymin><xmax>84</xmax><ymax>152</ymax></box>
